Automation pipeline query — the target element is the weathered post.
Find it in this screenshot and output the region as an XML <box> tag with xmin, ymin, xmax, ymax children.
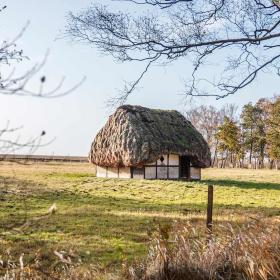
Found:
<box><xmin>206</xmin><ymin>185</ymin><xmax>213</xmax><ymax>233</ymax></box>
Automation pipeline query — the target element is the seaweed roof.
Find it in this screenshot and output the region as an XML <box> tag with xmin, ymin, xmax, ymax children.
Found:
<box><xmin>89</xmin><ymin>105</ymin><xmax>211</xmax><ymax>168</ymax></box>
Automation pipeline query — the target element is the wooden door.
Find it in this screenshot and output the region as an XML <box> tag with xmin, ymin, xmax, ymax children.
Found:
<box><xmin>179</xmin><ymin>156</ymin><xmax>190</xmax><ymax>179</ymax></box>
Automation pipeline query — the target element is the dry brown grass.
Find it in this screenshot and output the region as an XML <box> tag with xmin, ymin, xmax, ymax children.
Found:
<box><xmin>0</xmin><ymin>251</ymin><xmax>119</xmax><ymax>280</ymax></box>
<box><xmin>128</xmin><ymin>220</ymin><xmax>280</xmax><ymax>280</ymax></box>
<box><xmin>1</xmin><ymin>220</ymin><xmax>279</xmax><ymax>280</ymax></box>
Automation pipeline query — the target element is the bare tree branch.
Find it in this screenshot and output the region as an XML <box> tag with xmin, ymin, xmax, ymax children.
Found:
<box><xmin>0</xmin><ymin>7</ymin><xmax>84</xmax><ymax>155</ymax></box>
<box><xmin>0</xmin><ymin>48</ymin><xmax>85</xmax><ymax>98</ymax></box>
<box><xmin>118</xmin><ymin>0</ymin><xmax>192</xmax><ymax>8</ymax></box>
<box><xmin>107</xmin><ymin>54</ymin><xmax>160</xmax><ymax>106</ymax></box>
<box><xmin>66</xmin><ymin>0</ymin><xmax>280</xmax><ymax>104</ymax></box>
<box><xmin>0</xmin><ymin>121</ymin><xmax>54</xmax><ymax>157</ymax></box>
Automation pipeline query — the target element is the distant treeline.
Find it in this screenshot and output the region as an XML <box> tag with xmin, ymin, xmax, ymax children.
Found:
<box><xmin>186</xmin><ymin>96</ymin><xmax>280</xmax><ymax>169</ymax></box>
<box><xmin>0</xmin><ymin>154</ymin><xmax>88</xmax><ymax>163</ymax></box>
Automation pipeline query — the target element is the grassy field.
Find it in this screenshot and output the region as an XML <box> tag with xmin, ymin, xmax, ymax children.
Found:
<box><xmin>0</xmin><ymin>162</ymin><xmax>279</xmax><ymax>271</ymax></box>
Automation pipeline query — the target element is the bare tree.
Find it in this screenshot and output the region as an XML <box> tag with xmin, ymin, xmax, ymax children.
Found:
<box><xmin>0</xmin><ymin>29</ymin><xmax>84</xmax><ymax>98</ymax></box>
<box><xmin>0</xmin><ymin>122</ymin><xmax>51</xmax><ymax>160</ymax></box>
<box><xmin>66</xmin><ymin>0</ymin><xmax>280</xmax><ymax>105</ymax></box>
<box><xmin>186</xmin><ymin>103</ymin><xmax>237</xmax><ymax>166</ymax></box>
<box><xmin>0</xmin><ymin>5</ymin><xmax>84</xmax><ymax>156</ymax></box>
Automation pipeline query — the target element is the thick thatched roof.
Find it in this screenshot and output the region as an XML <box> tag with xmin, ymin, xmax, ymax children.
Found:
<box><xmin>89</xmin><ymin>105</ymin><xmax>211</xmax><ymax>168</ymax></box>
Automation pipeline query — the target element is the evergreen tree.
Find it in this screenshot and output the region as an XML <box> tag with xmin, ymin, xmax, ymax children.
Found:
<box><xmin>267</xmin><ymin>98</ymin><xmax>280</xmax><ymax>169</ymax></box>
<box><xmin>254</xmin><ymin>99</ymin><xmax>270</xmax><ymax>168</ymax></box>
<box><xmin>240</xmin><ymin>103</ymin><xmax>256</xmax><ymax>164</ymax></box>
<box><xmin>215</xmin><ymin>117</ymin><xmax>241</xmax><ymax>168</ymax></box>
<box><xmin>240</xmin><ymin>100</ymin><xmax>269</xmax><ymax>168</ymax></box>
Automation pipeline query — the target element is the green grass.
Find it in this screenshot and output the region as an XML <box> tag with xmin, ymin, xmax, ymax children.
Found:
<box><xmin>0</xmin><ymin>162</ymin><xmax>279</xmax><ymax>270</ymax></box>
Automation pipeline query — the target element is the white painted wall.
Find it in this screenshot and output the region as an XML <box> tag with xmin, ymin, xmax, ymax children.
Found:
<box><xmin>190</xmin><ymin>167</ymin><xmax>201</xmax><ymax>180</ymax></box>
<box><xmin>157</xmin><ymin>166</ymin><xmax>168</xmax><ymax>179</ymax></box>
<box><xmin>157</xmin><ymin>154</ymin><xmax>168</xmax><ymax>165</ymax></box>
<box><xmin>96</xmin><ymin>166</ymin><xmax>131</xmax><ymax>178</ymax></box>
<box><xmin>119</xmin><ymin>167</ymin><xmax>131</xmax><ymax>179</ymax></box>
<box><xmin>169</xmin><ymin>154</ymin><xmax>179</xmax><ymax>165</ymax></box>
<box><xmin>95</xmin><ymin>154</ymin><xmax>202</xmax><ymax>180</ymax></box>
<box><xmin>169</xmin><ymin>167</ymin><xmax>179</xmax><ymax>179</ymax></box>
<box><xmin>107</xmin><ymin>167</ymin><xmax>119</xmax><ymax>178</ymax></box>
<box><xmin>145</xmin><ymin>166</ymin><xmax>156</xmax><ymax>179</ymax></box>
<box><xmin>96</xmin><ymin>166</ymin><xmax>107</xmax><ymax>177</ymax></box>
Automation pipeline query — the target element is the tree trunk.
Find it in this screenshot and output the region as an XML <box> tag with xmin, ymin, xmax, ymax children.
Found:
<box><xmin>249</xmin><ymin>149</ymin><xmax>253</xmax><ymax>166</ymax></box>
<box><xmin>212</xmin><ymin>140</ymin><xmax>219</xmax><ymax>168</ymax></box>
<box><xmin>269</xmin><ymin>159</ymin><xmax>274</xmax><ymax>169</ymax></box>
<box><xmin>249</xmin><ymin>126</ymin><xmax>253</xmax><ymax>165</ymax></box>
<box><xmin>220</xmin><ymin>156</ymin><xmax>224</xmax><ymax>168</ymax></box>
<box><xmin>223</xmin><ymin>151</ymin><xmax>229</xmax><ymax>168</ymax></box>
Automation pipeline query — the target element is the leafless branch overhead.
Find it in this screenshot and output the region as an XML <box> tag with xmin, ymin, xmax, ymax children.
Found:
<box><xmin>66</xmin><ymin>0</ymin><xmax>280</xmax><ymax>104</ymax></box>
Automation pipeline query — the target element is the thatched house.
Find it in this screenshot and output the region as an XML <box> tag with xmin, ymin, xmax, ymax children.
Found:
<box><xmin>89</xmin><ymin>105</ymin><xmax>211</xmax><ymax>180</ymax></box>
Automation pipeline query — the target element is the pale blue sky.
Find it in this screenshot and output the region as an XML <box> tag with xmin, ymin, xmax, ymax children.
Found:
<box><xmin>0</xmin><ymin>1</ymin><xmax>278</xmax><ymax>156</ymax></box>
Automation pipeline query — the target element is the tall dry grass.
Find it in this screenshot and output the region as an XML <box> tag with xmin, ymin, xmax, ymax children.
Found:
<box><xmin>128</xmin><ymin>221</ymin><xmax>280</xmax><ymax>280</ymax></box>
<box><xmin>1</xmin><ymin>221</ymin><xmax>279</xmax><ymax>280</ymax></box>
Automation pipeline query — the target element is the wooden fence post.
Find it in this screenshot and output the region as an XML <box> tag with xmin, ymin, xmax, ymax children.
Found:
<box><xmin>206</xmin><ymin>185</ymin><xmax>213</xmax><ymax>233</ymax></box>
